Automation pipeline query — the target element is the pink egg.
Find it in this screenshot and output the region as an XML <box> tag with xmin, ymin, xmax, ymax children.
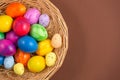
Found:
<box><xmin>24</xmin><ymin>8</ymin><xmax>40</xmax><ymax>24</ymax></box>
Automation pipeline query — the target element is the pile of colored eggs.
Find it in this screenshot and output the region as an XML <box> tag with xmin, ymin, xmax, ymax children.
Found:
<box><xmin>0</xmin><ymin>2</ymin><xmax>62</xmax><ymax>75</ymax></box>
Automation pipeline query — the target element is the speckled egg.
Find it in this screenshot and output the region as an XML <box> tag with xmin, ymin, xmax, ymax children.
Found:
<box><xmin>45</xmin><ymin>52</ymin><xmax>57</xmax><ymax>67</ymax></box>
<box><xmin>24</xmin><ymin>8</ymin><xmax>40</xmax><ymax>24</ymax></box>
<box><xmin>14</xmin><ymin>63</ymin><xmax>24</xmax><ymax>75</ymax></box>
<box><xmin>4</xmin><ymin>56</ymin><xmax>15</xmax><ymax>69</ymax></box>
<box><xmin>51</xmin><ymin>33</ymin><xmax>62</xmax><ymax>48</ymax></box>
<box><xmin>39</xmin><ymin>14</ymin><xmax>50</xmax><ymax>27</ymax></box>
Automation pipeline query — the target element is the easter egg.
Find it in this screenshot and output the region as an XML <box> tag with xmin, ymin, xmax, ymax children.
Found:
<box><xmin>45</xmin><ymin>52</ymin><xmax>57</xmax><ymax>67</ymax></box>
<box><xmin>6</xmin><ymin>2</ymin><xmax>26</xmax><ymax>18</ymax></box>
<box><xmin>0</xmin><ymin>56</ymin><xmax>5</xmax><ymax>66</ymax></box>
<box><xmin>51</xmin><ymin>33</ymin><xmax>62</xmax><ymax>48</ymax></box>
<box><xmin>6</xmin><ymin>31</ymin><xmax>20</xmax><ymax>45</ymax></box>
<box><xmin>30</xmin><ymin>24</ymin><xmax>48</xmax><ymax>41</ymax></box>
<box><xmin>13</xmin><ymin>17</ymin><xmax>30</xmax><ymax>36</ymax></box>
<box><xmin>0</xmin><ymin>39</ymin><xmax>16</xmax><ymax>56</ymax></box>
<box><xmin>18</xmin><ymin>36</ymin><xmax>38</xmax><ymax>53</ymax></box>
<box><xmin>27</xmin><ymin>56</ymin><xmax>46</xmax><ymax>72</ymax></box>
<box><xmin>24</xmin><ymin>8</ymin><xmax>40</xmax><ymax>24</ymax></box>
<box><xmin>14</xmin><ymin>63</ymin><xmax>24</xmax><ymax>75</ymax></box>
<box><xmin>39</xmin><ymin>14</ymin><xmax>50</xmax><ymax>27</ymax></box>
<box><xmin>0</xmin><ymin>32</ymin><xmax>5</xmax><ymax>40</ymax></box>
<box><xmin>36</xmin><ymin>39</ymin><xmax>53</xmax><ymax>56</ymax></box>
<box><xmin>0</xmin><ymin>15</ymin><xmax>13</xmax><ymax>32</ymax></box>
<box><xmin>4</xmin><ymin>56</ymin><xmax>14</xmax><ymax>69</ymax></box>
<box><xmin>14</xmin><ymin>49</ymin><xmax>30</xmax><ymax>66</ymax></box>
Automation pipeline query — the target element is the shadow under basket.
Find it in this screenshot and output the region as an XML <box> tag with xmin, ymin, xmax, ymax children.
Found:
<box><xmin>0</xmin><ymin>0</ymin><xmax>68</xmax><ymax>80</ymax></box>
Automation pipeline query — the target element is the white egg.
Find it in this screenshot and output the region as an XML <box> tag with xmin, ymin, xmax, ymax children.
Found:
<box><xmin>4</xmin><ymin>56</ymin><xmax>14</xmax><ymax>69</ymax></box>
<box><xmin>51</xmin><ymin>33</ymin><xmax>62</xmax><ymax>48</ymax></box>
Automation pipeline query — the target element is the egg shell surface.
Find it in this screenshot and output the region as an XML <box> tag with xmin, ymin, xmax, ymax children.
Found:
<box><xmin>0</xmin><ymin>39</ymin><xmax>16</xmax><ymax>56</ymax></box>
<box><xmin>4</xmin><ymin>56</ymin><xmax>15</xmax><ymax>69</ymax></box>
<box><xmin>24</xmin><ymin>8</ymin><xmax>40</xmax><ymax>24</ymax></box>
<box><xmin>13</xmin><ymin>17</ymin><xmax>30</xmax><ymax>36</ymax></box>
<box><xmin>0</xmin><ymin>15</ymin><xmax>13</xmax><ymax>32</ymax></box>
<box><xmin>18</xmin><ymin>36</ymin><xmax>38</xmax><ymax>53</ymax></box>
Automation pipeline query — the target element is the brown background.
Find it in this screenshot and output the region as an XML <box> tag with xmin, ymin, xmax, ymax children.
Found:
<box><xmin>51</xmin><ymin>0</ymin><xmax>120</xmax><ymax>80</ymax></box>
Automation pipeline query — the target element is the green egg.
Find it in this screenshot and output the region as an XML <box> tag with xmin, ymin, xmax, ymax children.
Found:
<box><xmin>0</xmin><ymin>32</ymin><xmax>5</xmax><ymax>40</ymax></box>
<box><xmin>30</xmin><ymin>24</ymin><xmax>48</xmax><ymax>41</ymax></box>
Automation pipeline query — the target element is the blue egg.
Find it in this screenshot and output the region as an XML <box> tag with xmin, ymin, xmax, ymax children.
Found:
<box><xmin>4</xmin><ymin>56</ymin><xmax>14</xmax><ymax>69</ymax></box>
<box><xmin>18</xmin><ymin>36</ymin><xmax>38</xmax><ymax>53</ymax></box>
<box><xmin>0</xmin><ymin>56</ymin><xmax>4</xmax><ymax>66</ymax></box>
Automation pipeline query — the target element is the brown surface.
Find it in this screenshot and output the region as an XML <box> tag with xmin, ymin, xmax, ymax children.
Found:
<box><xmin>51</xmin><ymin>0</ymin><xmax>120</xmax><ymax>80</ymax></box>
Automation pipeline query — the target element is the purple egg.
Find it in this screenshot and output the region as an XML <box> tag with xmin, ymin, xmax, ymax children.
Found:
<box><xmin>0</xmin><ymin>39</ymin><xmax>16</xmax><ymax>56</ymax></box>
<box><xmin>39</xmin><ymin>14</ymin><xmax>50</xmax><ymax>27</ymax></box>
<box><xmin>6</xmin><ymin>31</ymin><xmax>20</xmax><ymax>45</ymax></box>
<box><xmin>24</xmin><ymin>8</ymin><xmax>40</xmax><ymax>24</ymax></box>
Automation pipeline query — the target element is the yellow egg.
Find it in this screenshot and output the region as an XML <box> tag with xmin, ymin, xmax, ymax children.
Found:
<box><xmin>45</xmin><ymin>52</ymin><xmax>57</xmax><ymax>67</ymax></box>
<box><xmin>51</xmin><ymin>33</ymin><xmax>62</xmax><ymax>48</ymax></box>
<box><xmin>36</xmin><ymin>39</ymin><xmax>54</xmax><ymax>56</ymax></box>
<box><xmin>27</xmin><ymin>56</ymin><xmax>46</xmax><ymax>72</ymax></box>
<box><xmin>14</xmin><ymin>63</ymin><xmax>24</xmax><ymax>75</ymax></box>
<box><xmin>0</xmin><ymin>15</ymin><xmax>13</xmax><ymax>32</ymax></box>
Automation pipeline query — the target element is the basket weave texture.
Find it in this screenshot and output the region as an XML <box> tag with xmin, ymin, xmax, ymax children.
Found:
<box><xmin>0</xmin><ymin>0</ymin><xmax>68</xmax><ymax>80</ymax></box>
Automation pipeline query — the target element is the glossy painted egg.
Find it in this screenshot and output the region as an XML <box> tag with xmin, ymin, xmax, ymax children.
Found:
<box><xmin>14</xmin><ymin>63</ymin><xmax>24</xmax><ymax>75</ymax></box>
<box><xmin>14</xmin><ymin>49</ymin><xmax>30</xmax><ymax>66</ymax></box>
<box><xmin>39</xmin><ymin>14</ymin><xmax>50</xmax><ymax>27</ymax></box>
<box><xmin>0</xmin><ymin>39</ymin><xmax>16</xmax><ymax>56</ymax></box>
<box><xmin>24</xmin><ymin>8</ymin><xmax>40</xmax><ymax>24</ymax></box>
<box><xmin>4</xmin><ymin>56</ymin><xmax>14</xmax><ymax>69</ymax></box>
<box><xmin>0</xmin><ymin>32</ymin><xmax>5</xmax><ymax>40</ymax></box>
<box><xmin>45</xmin><ymin>52</ymin><xmax>57</xmax><ymax>67</ymax></box>
<box><xmin>27</xmin><ymin>56</ymin><xmax>46</xmax><ymax>72</ymax></box>
<box><xmin>6</xmin><ymin>2</ymin><xmax>26</xmax><ymax>18</ymax></box>
<box><xmin>30</xmin><ymin>24</ymin><xmax>48</xmax><ymax>41</ymax></box>
<box><xmin>18</xmin><ymin>36</ymin><xmax>38</xmax><ymax>53</ymax></box>
<box><xmin>6</xmin><ymin>31</ymin><xmax>20</xmax><ymax>45</ymax></box>
<box><xmin>36</xmin><ymin>39</ymin><xmax>53</xmax><ymax>56</ymax></box>
<box><xmin>0</xmin><ymin>56</ymin><xmax>5</xmax><ymax>66</ymax></box>
<box><xmin>13</xmin><ymin>17</ymin><xmax>30</xmax><ymax>36</ymax></box>
<box><xmin>0</xmin><ymin>15</ymin><xmax>13</xmax><ymax>32</ymax></box>
<box><xmin>51</xmin><ymin>33</ymin><xmax>62</xmax><ymax>48</ymax></box>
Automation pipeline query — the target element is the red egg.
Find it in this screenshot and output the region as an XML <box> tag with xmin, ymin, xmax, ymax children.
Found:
<box><xmin>13</xmin><ymin>17</ymin><xmax>30</xmax><ymax>36</ymax></box>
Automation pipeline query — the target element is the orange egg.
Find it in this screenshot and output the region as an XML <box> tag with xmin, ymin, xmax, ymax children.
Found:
<box><xmin>6</xmin><ymin>2</ymin><xmax>26</xmax><ymax>18</ymax></box>
<box><xmin>14</xmin><ymin>49</ymin><xmax>30</xmax><ymax>66</ymax></box>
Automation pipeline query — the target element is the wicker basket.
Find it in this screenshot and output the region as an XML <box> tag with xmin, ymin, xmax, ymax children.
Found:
<box><xmin>0</xmin><ymin>0</ymin><xmax>68</xmax><ymax>80</ymax></box>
